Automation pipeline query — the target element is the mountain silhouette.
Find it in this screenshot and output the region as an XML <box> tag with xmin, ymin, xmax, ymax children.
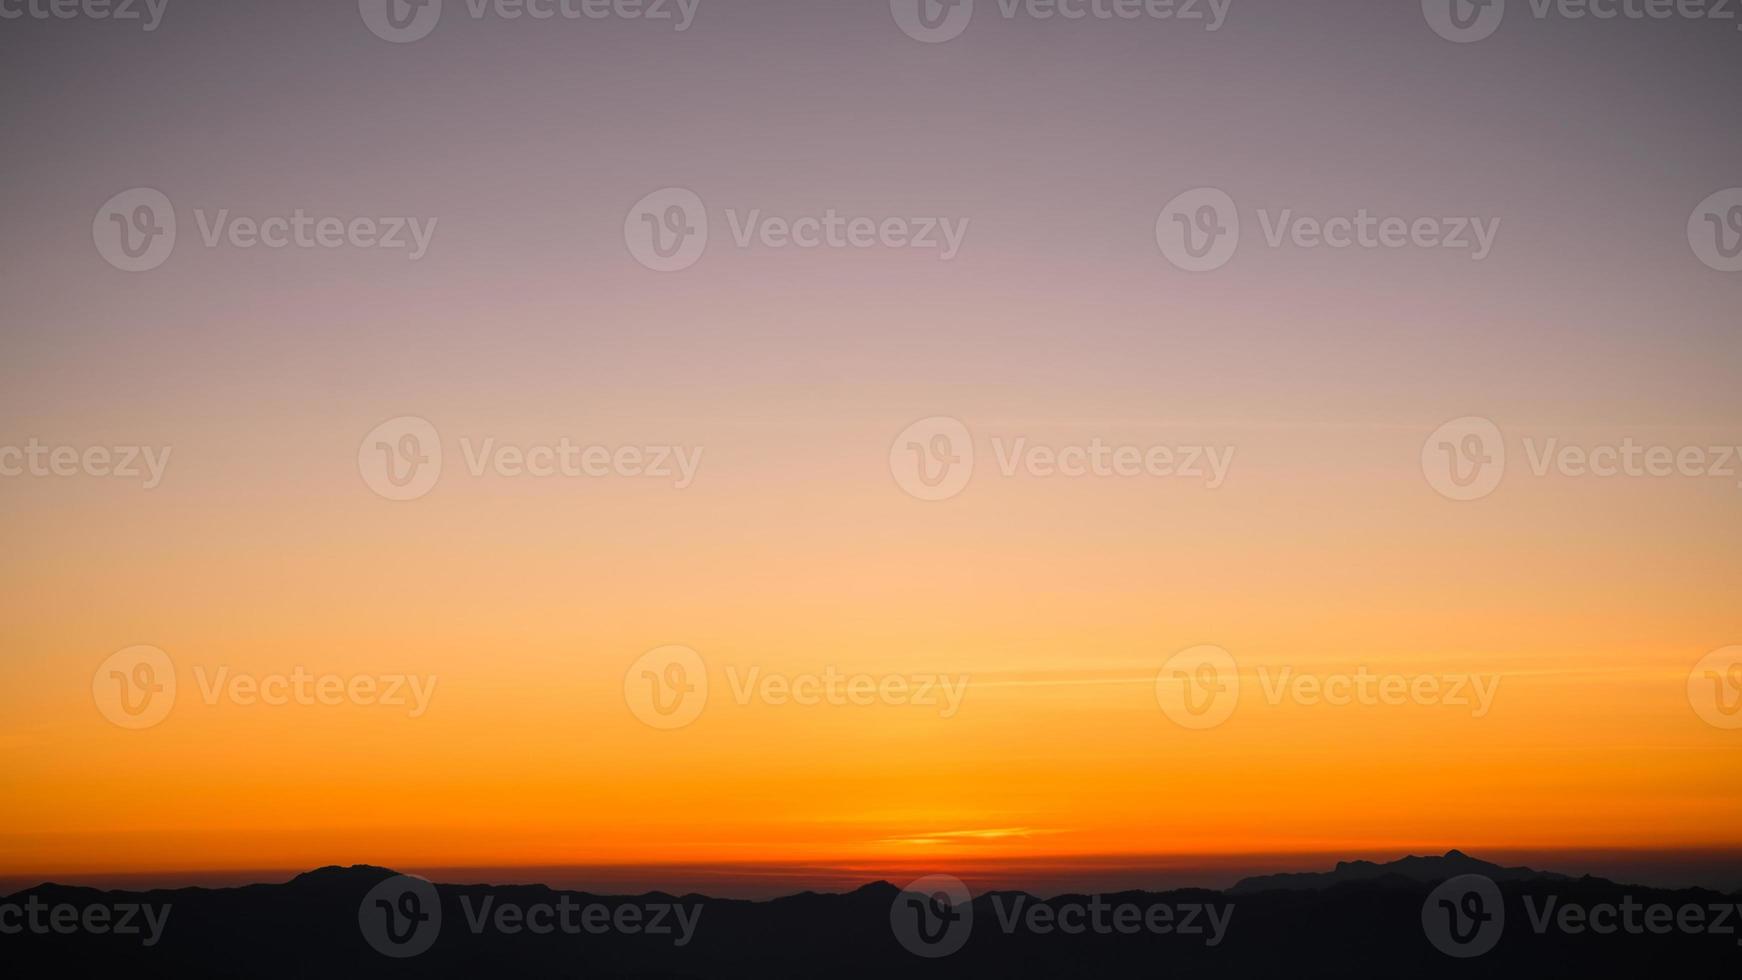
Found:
<box><xmin>1231</xmin><ymin>849</ymin><xmax>1574</xmax><ymax>893</ymax></box>
<box><xmin>5</xmin><ymin>855</ymin><xmax>1737</xmax><ymax>977</ymax></box>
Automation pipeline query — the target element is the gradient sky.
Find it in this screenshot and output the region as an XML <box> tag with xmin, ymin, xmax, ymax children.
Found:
<box><xmin>1</xmin><ymin>1</ymin><xmax>1739</xmax><ymax>892</ymax></box>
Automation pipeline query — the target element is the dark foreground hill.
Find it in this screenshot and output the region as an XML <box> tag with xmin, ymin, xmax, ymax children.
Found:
<box><xmin>4</xmin><ymin>852</ymin><xmax>1738</xmax><ymax>977</ymax></box>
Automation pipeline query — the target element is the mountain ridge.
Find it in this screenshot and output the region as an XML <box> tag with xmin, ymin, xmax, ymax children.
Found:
<box><xmin>1</xmin><ymin>850</ymin><xmax>1701</xmax><ymax>906</ymax></box>
<box><xmin>1229</xmin><ymin>848</ymin><xmax>1578</xmax><ymax>894</ymax></box>
<box><xmin>6</xmin><ymin>852</ymin><xmax>1737</xmax><ymax>978</ymax></box>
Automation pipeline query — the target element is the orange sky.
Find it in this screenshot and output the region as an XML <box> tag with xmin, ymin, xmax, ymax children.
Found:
<box><xmin>2</xmin><ymin>0</ymin><xmax>1740</xmax><ymax>894</ymax></box>
<box><xmin>3</xmin><ymin>415</ymin><xmax>1739</xmax><ymax>883</ymax></box>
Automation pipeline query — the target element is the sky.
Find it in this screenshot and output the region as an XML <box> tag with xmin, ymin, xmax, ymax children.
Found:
<box><xmin>0</xmin><ymin>1</ymin><xmax>1739</xmax><ymax>895</ymax></box>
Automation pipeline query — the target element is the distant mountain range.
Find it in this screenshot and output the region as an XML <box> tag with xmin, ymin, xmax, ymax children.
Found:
<box><xmin>5</xmin><ymin>853</ymin><xmax>1737</xmax><ymax>977</ymax></box>
<box><xmin>1231</xmin><ymin>849</ymin><xmax>1574</xmax><ymax>893</ymax></box>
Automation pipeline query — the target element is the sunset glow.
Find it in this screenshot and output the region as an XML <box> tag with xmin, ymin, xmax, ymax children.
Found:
<box><xmin>3</xmin><ymin>0</ymin><xmax>1740</xmax><ymax>907</ymax></box>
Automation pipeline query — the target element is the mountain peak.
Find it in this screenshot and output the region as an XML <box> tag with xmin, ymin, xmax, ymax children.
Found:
<box><xmin>849</xmin><ymin>880</ymin><xmax>900</xmax><ymax>898</ymax></box>
<box><xmin>1231</xmin><ymin>851</ymin><xmax>1567</xmax><ymax>894</ymax></box>
<box><xmin>288</xmin><ymin>865</ymin><xmax>401</xmax><ymax>886</ymax></box>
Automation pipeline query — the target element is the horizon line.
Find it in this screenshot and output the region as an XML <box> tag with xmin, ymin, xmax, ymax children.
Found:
<box><xmin>9</xmin><ymin>844</ymin><xmax>1742</xmax><ymax>899</ymax></box>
